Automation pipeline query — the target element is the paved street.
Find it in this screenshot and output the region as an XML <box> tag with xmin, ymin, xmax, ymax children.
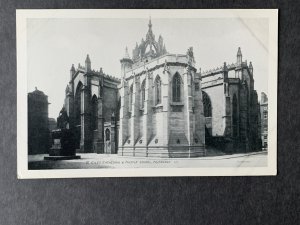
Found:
<box><xmin>28</xmin><ymin>151</ymin><xmax>268</xmax><ymax>170</ymax></box>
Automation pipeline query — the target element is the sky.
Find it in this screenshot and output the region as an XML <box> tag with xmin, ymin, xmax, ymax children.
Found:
<box><xmin>27</xmin><ymin>17</ymin><xmax>269</xmax><ymax>118</ymax></box>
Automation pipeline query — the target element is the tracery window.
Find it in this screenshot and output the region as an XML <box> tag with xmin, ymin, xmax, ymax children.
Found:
<box><xmin>154</xmin><ymin>76</ymin><xmax>162</xmax><ymax>105</ymax></box>
<box><xmin>172</xmin><ymin>73</ymin><xmax>181</xmax><ymax>102</ymax></box>
<box><xmin>202</xmin><ymin>91</ymin><xmax>212</xmax><ymax>117</ymax></box>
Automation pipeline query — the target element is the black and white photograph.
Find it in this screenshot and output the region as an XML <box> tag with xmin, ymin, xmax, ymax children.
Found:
<box><xmin>17</xmin><ymin>9</ymin><xmax>278</xmax><ymax>178</ymax></box>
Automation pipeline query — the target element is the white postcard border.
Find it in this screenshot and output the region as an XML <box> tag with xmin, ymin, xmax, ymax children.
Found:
<box><xmin>17</xmin><ymin>9</ymin><xmax>278</xmax><ymax>178</ymax></box>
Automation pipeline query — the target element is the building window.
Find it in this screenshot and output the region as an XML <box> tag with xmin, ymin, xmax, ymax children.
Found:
<box><xmin>263</xmin><ymin>111</ymin><xmax>268</xmax><ymax>119</ymax></box>
<box><xmin>264</xmin><ymin>135</ymin><xmax>267</xmax><ymax>140</ymax></box>
<box><xmin>141</xmin><ymin>80</ymin><xmax>146</xmax><ymax>108</ymax></box>
<box><xmin>154</xmin><ymin>76</ymin><xmax>162</xmax><ymax>105</ymax></box>
<box><xmin>172</xmin><ymin>73</ymin><xmax>181</xmax><ymax>102</ymax></box>
<box><xmin>202</xmin><ymin>91</ymin><xmax>212</xmax><ymax>117</ymax></box>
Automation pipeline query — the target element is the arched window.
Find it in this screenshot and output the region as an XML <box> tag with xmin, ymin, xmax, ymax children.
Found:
<box><xmin>91</xmin><ymin>95</ymin><xmax>98</xmax><ymax>130</ymax></box>
<box><xmin>105</xmin><ymin>128</ymin><xmax>110</xmax><ymax>141</ymax></box>
<box><xmin>154</xmin><ymin>76</ymin><xmax>162</xmax><ymax>105</ymax></box>
<box><xmin>232</xmin><ymin>94</ymin><xmax>238</xmax><ymax>137</ymax></box>
<box><xmin>172</xmin><ymin>73</ymin><xmax>181</xmax><ymax>102</ymax></box>
<box><xmin>202</xmin><ymin>91</ymin><xmax>212</xmax><ymax>117</ymax></box>
<box><xmin>129</xmin><ymin>84</ymin><xmax>133</xmax><ymax>112</ymax></box>
<box><xmin>141</xmin><ymin>80</ymin><xmax>146</xmax><ymax>108</ymax></box>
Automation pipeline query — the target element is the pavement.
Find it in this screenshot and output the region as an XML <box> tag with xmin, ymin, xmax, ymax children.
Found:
<box><xmin>28</xmin><ymin>151</ymin><xmax>268</xmax><ymax>170</ymax></box>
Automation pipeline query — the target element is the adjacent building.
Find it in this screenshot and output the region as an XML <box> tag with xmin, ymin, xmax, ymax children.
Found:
<box><xmin>28</xmin><ymin>87</ymin><xmax>50</xmax><ymax>154</ymax></box>
<box><xmin>260</xmin><ymin>92</ymin><xmax>268</xmax><ymax>149</ymax></box>
<box><xmin>63</xmin><ymin>55</ymin><xmax>120</xmax><ymax>154</ymax></box>
<box><xmin>201</xmin><ymin>48</ymin><xmax>262</xmax><ymax>153</ymax></box>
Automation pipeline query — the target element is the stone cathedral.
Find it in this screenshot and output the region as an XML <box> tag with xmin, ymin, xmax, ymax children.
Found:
<box><xmin>61</xmin><ymin>19</ymin><xmax>261</xmax><ymax>157</ymax></box>
<box><xmin>118</xmin><ymin>19</ymin><xmax>205</xmax><ymax>157</ymax></box>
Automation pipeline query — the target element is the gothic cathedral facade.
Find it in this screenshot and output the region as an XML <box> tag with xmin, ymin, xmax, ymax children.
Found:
<box><xmin>118</xmin><ymin>19</ymin><xmax>206</xmax><ymax>157</ymax></box>
<box><xmin>64</xmin><ymin>55</ymin><xmax>120</xmax><ymax>154</ymax></box>
<box><xmin>61</xmin><ymin>19</ymin><xmax>261</xmax><ymax>157</ymax></box>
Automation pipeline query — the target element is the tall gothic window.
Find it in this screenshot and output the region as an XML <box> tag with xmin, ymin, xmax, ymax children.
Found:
<box><xmin>232</xmin><ymin>94</ymin><xmax>238</xmax><ymax>137</ymax></box>
<box><xmin>172</xmin><ymin>73</ymin><xmax>181</xmax><ymax>102</ymax></box>
<box><xmin>129</xmin><ymin>84</ymin><xmax>133</xmax><ymax>112</ymax></box>
<box><xmin>154</xmin><ymin>76</ymin><xmax>162</xmax><ymax>105</ymax></box>
<box><xmin>202</xmin><ymin>91</ymin><xmax>212</xmax><ymax>117</ymax></box>
<box><xmin>141</xmin><ymin>80</ymin><xmax>146</xmax><ymax>108</ymax></box>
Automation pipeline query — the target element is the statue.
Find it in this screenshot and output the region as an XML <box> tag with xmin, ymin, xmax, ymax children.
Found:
<box><xmin>163</xmin><ymin>60</ymin><xmax>170</xmax><ymax>74</ymax></box>
<box><xmin>57</xmin><ymin>107</ymin><xmax>69</xmax><ymax>129</ymax></box>
<box><xmin>45</xmin><ymin>106</ymin><xmax>80</xmax><ymax>160</ymax></box>
<box><xmin>187</xmin><ymin>47</ymin><xmax>195</xmax><ymax>64</ymax></box>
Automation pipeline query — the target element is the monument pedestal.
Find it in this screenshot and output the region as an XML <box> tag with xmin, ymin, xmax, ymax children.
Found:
<box><xmin>44</xmin><ymin>129</ymin><xmax>81</xmax><ymax>161</ymax></box>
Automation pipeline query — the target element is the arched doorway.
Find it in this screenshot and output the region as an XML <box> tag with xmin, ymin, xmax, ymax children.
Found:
<box><xmin>105</xmin><ymin>128</ymin><xmax>111</xmax><ymax>153</ymax></box>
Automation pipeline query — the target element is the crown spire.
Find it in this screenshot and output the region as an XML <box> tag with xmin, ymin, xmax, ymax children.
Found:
<box><xmin>148</xmin><ymin>16</ymin><xmax>152</xmax><ymax>29</ymax></box>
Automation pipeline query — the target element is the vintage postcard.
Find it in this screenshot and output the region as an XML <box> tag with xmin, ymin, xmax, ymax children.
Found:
<box><xmin>17</xmin><ymin>9</ymin><xmax>278</xmax><ymax>178</ymax></box>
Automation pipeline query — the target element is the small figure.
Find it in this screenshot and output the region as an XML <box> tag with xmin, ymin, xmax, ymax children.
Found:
<box><xmin>57</xmin><ymin>107</ymin><xmax>69</xmax><ymax>129</ymax></box>
<box><xmin>187</xmin><ymin>47</ymin><xmax>195</xmax><ymax>63</ymax></box>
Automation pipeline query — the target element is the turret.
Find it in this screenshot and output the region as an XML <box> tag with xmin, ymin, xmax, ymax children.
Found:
<box><xmin>249</xmin><ymin>61</ymin><xmax>253</xmax><ymax>74</ymax></box>
<box><xmin>237</xmin><ymin>47</ymin><xmax>242</xmax><ymax>65</ymax></box>
<box><xmin>70</xmin><ymin>64</ymin><xmax>75</xmax><ymax>80</ymax></box>
<box><xmin>223</xmin><ymin>62</ymin><xmax>228</xmax><ymax>80</ymax></box>
<box><xmin>85</xmin><ymin>54</ymin><xmax>91</xmax><ymax>72</ymax></box>
<box><xmin>120</xmin><ymin>47</ymin><xmax>133</xmax><ymax>76</ymax></box>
